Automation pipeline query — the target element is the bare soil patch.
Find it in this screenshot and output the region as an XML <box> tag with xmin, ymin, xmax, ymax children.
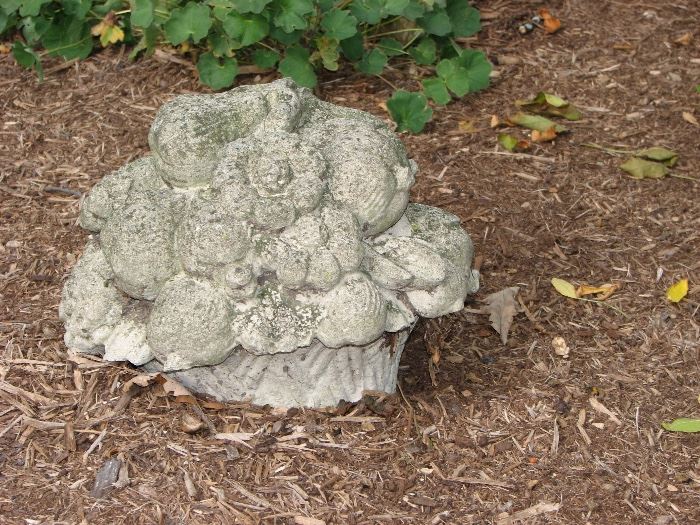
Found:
<box><xmin>1</xmin><ymin>1</ymin><xmax>699</xmax><ymax>523</ymax></box>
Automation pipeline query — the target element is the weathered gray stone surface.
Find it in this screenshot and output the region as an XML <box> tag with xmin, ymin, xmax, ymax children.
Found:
<box><xmin>60</xmin><ymin>79</ymin><xmax>479</xmax><ymax>407</ymax></box>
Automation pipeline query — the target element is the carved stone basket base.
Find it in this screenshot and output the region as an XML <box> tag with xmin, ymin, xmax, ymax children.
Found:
<box><xmin>144</xmin><ymin>327</ymin><xmax>413</xmax><ymax>408</ymax></box>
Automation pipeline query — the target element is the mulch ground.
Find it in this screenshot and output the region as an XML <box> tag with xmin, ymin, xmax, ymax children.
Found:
<box><xmin>1</xmin><ymin>1</ymin><xmax>700</xmax><ymax>523</ymax></box>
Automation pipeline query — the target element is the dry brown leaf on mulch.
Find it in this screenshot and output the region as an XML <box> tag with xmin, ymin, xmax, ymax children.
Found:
<box><xmin>481</xmin><ymin>286</ymin><xmax>520</xmax><ymax>344</ymax></box>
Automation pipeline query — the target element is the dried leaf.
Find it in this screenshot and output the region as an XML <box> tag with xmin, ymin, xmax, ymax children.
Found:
<box><xmin>490</xmin><ymin>114</ymin><xmax>501</xmax><ymax>128</ymax></box>
<box><xmin>682</xmin><ymin>111</ymin><xmax>699</xmax><ymax>126</ymax></box>
<box><xmin>667</xmin><ymin>279</ymin><xmax>688</xmax><ymax>303</ymax></box>
<box><xmin>531</xmin><ymin>126</ymin><xmax>557</xmax><ymax>142</ymax></box>
<box><xmin>457</xmin><ymin>120</ymin><xmax>479</xmax><ymax>133</ymax></box>
<box><xmin>662</xmin><ymin>418</ymin><xmax>700</xmax><ymax>433</ymax></box>
<box><xmin>589</xmin><ymin>397</ymin><xmax>622</xmax><ymax>425</ymax></box>
<box><xmin>576</xmin><ymin>282</ymin><xmax>620</xmax><ymax>300</ymax></box>
<box><xmin>482</xmin><ymin>286</ymin><xmax>520</xmax><ymax>344</ymax></box>
<box><xmin>551</xmin><ymin>278</ymin><xmax>578</xmax><ymax>299</ymax></box>
<box><xmin>552</xmin><ymin>336</ymin><xmax>569</xmax><ymax>358</ymax></box>
<box><xmin>620</xmin><ymin>157</ymin><xmax>668</xmax><ymax>179</ymax></box>
<box><xmin>516</xmin><ymin>92</ymin><xmax>582</xmax><ymax>120</ymax></box>
<box><xmin>674</xmin><ymin>33</ymin><xmax>693</xmax><ymax>46</ymax></box>
<box><xmin>294</xmin><ymin>517</ymin><xmax>326</xmax><ymax>525</ymax></box>
<box><xmin>122</xmin><ymin>373</ymin><xmax>158</xmax><ymax>391</ymax></box>
<box><xmin>539</xmin><ymin>8</ymin><xmax>562</xmax><ymax>34</ymax></box>
<box><xmin>508</xmin><ymin>112</ymin><xmax>567</xmax><ymax>133</ymax></box>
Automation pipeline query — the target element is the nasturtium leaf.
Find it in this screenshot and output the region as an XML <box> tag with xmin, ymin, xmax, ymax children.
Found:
<box><xmin>418</xmin><ymin>8</ymin><xmax>452</xmax><ymax>36</ymax></box>
<box><xmin>321</xmin><ymin>9</ymin><xmax>357</xmax><ymax>41</ymax></box>
<box><xmin>12</xmin><ymin>40</ymin><xmax>43</xmax><ymax>80</ymax></box>
<box><xmin>377</xmin><ymin>37</ymin><xmax>403</xmax><ymax>56</ymax></box>
<box><xmin>666</xmin><ymin>279</ymin><xmax>688</xmax><ymax>303</ymax></box>
<box><xmin>339</xmin><ymin>31</ymin><xmax>363</xmax><ymax>61</ymax></box>
<box><xmin>620</xmin><ymin>157</ymin><xmax>668</xmax><ymax>179</ymax></box>
<box><xmin>436</xmin><ymin>58</ymin><xmax>470</xmax><ymax>97</ymax></box>
<box><xmin>316</xmin><ymin>36</ymin><xmax>340</xmax><ymax>71</ymax></box>
<box><xmin>252</xmin><ymin>48</ymin><xmax>279</xmax><ymax>68</ymax></box>
<box><xmin>446</xmin><ymin>0</ymin><xmax>480</xmax><ymax>37</ymax></box>
<box><xmin>387</xmin><ymin>90</ymin><xmax>433</xmax><ymax>133</ymax></box>
<box><xmin>230</xmin><ymin>0</ymin><xmax>273</xmax><ymax>14</ymax></box>
<box><xmin>19</xmin><ymin>0</ymin><xmax>51</xmax><ymax>17</ymax></box>
<box><xmin>508</xmin><ymin>112</ymin><xmax>567</xmax><ymax>133</ymax></box>
<box><xmin>517</xmin><ymin>91</ymin><xmax>582</xmax><ymax>121</ymax></box>
<box><xmin>270</xmin><ymin>26</ymin><xmax>302</xmax><ymax>45</ymax></box>
<box><xmin>130</xmin><ymin>0</ymin><xmax>154</xmax><ymax>28</ymax></box>
<box><xmin>637</xmin><ymin>147</ymin><xmax>678</xmax><ymax>167</ymax></box>
<box><xmin>551</xmin><ymin>277</ymin><xmax>578</xmax><ymax>299</ymax></box>
<box><xmin>164</xmin><ymin>2</ymin><xmax>212</xmax><ymax>45</ymax></box>
<box><xmin>223</xmin><ymin>13</ymin><xmax>269</xmax><ymax>46</ymax></box>
<box><xmin>197</xmin><ymin>52</ymin><xmax>238</xmax><ymax>90</ymax></box>
<box><xmin>357</xmin><ymin>48</ymin><xmax>387</xmax><ymax>75</ymax></box>
<box><xmin>422</xmin><ymin>77</ymin><xmax>450</xmax><ymax>105</ymax></box>
<box><xmin>273</xmin><ymin>0</ymin><xmax>314</xmax><ymax>33</ymax></box>
<box><xmin>408</xmin><ymin>37</ymin><xmax>436</xmax><ymax>65</ymax></box>
<box><xmin>63</xmin><ymin>0</ymin><xmax>92</xmax><ymax>19</ymax></box>
<box><xmin>455</xmin><ymin>49</ymin><xmax>491</xmax><ymax>92</ymax></box>
<box><xmin>349</xmin><ymin>0</ymin><xmax>384</xmax><ymax>24</ymax></box>
<box><xmin>278</xmin><ymin>45</ymin><xmax>316</xmax><ymax>87</ymax></box>
<box><xmin>662</xmin><ymin>418</ymin><xmax>700</xmax><ymax>433</ymax></box>
<box><xmin>42</xmin><ymin>15</ymin><xmax>93</xmax><ymax>60</ymax></box>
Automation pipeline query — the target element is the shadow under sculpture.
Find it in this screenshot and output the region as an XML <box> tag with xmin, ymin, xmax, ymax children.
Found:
<box><xmin>60</xmin><ymin>79</ymin><xmax>479</xmax><ymax>408</ymax></box>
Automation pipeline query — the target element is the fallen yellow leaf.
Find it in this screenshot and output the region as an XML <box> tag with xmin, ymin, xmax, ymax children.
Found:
<box><xmin>576</xmin><ymin>283</ymin><xmax>620</xmax><ymax>300</ymax></box>
<box><xmin>682</xmin><ymin>111</ymin><xmax>699</xmax><ymax>127</ymax></box>
<box><xmin>667</xmin><ymin>279</ymin><xmax>688</xmax><ymax>303</ymax></box>
<box><xmin>551</xmin><ymin>277</ymin><xmax>578</xmax><ymax>299</ymax></box>
<box><xmin>91</xmin><ymin>12</ymin><xmax>124</xmax><ymax>47</ymax></box>
<box><xmin>490</xmin><ymin>115</ymin><xmax>501</xmax><ymax>128</ymax></box>
<box><xmin>0</xmin><ymin>43</ymin><xmax>10</xmax><ymax>54</ymax></box>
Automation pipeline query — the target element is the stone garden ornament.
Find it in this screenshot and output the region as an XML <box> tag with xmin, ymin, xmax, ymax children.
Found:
<box><xmin>60</xmin><ymin>79</ymin><xmax>479</xmax><ymax>408</ymax></box>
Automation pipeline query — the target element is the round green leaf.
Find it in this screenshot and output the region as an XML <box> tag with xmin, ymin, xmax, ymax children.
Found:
<box><xmin>384</xmin><ymin>0</ymin><xmax>410</xmax><ymax>16</ymax></box>
<box><xmin>340</xmin><ymin>31</ymin><xmax>364</xmax><ymax>61</ymax></box>
<box><xmin>436</xmin><ymin>58</ymin><xmax>470</xmax><ymax>97</ymax></box>
<box><xmin>130</xmin><ymin>0</ymin><xmax>154</xmax><ymax>28</ymax></box>
<box><xmin>418</xmin><ymin>8</ymin><xmax>452</xmax><ymax>36</ymax></box>
<box><xmin>278</xmin><ymin>45</ymin><xmax>317</xmax><ymax>87</ymax></box>
<box><xmin>230</xmin><ymin>0</ymin><xmax>274</xmax><ymax>14</ymax></box>
<box><xmin>42</xmin><ymin>15</ymin><xmax>93</xmax><ymax>60</ymax></box>
<box><xmin>455</xmin><ymin>49</ymin><xmax>491</xmax><ymax>92</ymax></box>
<box><xmin>320</xmin><ymin>9</ymin><xmax>358</xmax><ymax>41</ymax></box>
<box><xmin>12</xmin><ymin>40</ymin><xmax>43</xmax><ymax>80</ymax></box>
<box><xmin>253</xmin><ymin>48</ymin><xmax>279</xmax><ymax>68</ymax></box>
<box><xmin>164</xmin><ymin>2</ymin><xmax>212</xmax><ymax>45</ymax></box>
<box><xmin>377</xmin><ymin>37</ymin><xmax>404</xmax><ymax>57</ymax></box>
<box><xmin>422</xmin><ymin>77</ymin><xmax>450</xmax><ymax>105</ymax></box>
<box><xmin>223</xmin><ymin>13</ymin><xmax>269</xmax><ymax>46</ymax></box>
<box><xmin>401</xmin><ymin>0</ymin><xmax>425</xmax><ymax>20</ymax></box>
<box><xmin>349</xmin><ymin>0</ymin><xmax>384</xmax><ymax>24</ymax></box>
<box><xmin>387</xmin><ymin>90</ymin><xmax>433</xmax><ymax>133</ymax></box>
<box><xmin>357</xmin><ymin>48</ymin><xmax>387</xmax><ymax>75</ymax></box>
<box><xmin>273</xmin><ymin>0</ymin><xmax>314</xmax><ymax>33</ymax></box>
<box><xmin>408</xmin><ymin>37</ymin><xmax>436</xmax><ymax>65</ymax></box>
<box><xmin>446</xmin><ymin>0</ymin><xmax>480</xmax><ymax>37</ymax></box>
<box><xmin>197</xmin><ymin>52</ymin><xmax>238</xmax><ymax>90</ymax></box>
<box><xmin>19</xmin><ymin>0</ymin><xmax>51</xmax><ymax>17</ymax></box>
<box><xmin>270</xmin><ymin>26</ymin><xmax>302</xmax><ymax>45</ymax></box>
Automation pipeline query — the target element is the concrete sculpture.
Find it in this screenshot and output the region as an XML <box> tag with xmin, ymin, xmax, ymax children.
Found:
<box><xmin>60</xmin><ymin>79</ymin><xmax>479</xmax><ymax>407</ymax></box>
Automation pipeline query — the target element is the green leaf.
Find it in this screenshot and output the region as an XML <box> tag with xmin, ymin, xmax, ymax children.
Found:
<box><xmin>321</xmin><ymin>9</ymin><xmax>357</xmax><ymax>41</ymax></box>
<box><xmin>408</xmin><ymin>37</ymin><xmax>436</xmax><ymax>65</ymax></box>
<box><xmin>230</xmin><ymin>0</ymin><xmax>273</xmax><ymax>14</ymax></box>
<box><xmin>164</xmin><ymin>2</ymin><xmax>212</xmax><ymax>45</ymax></box>
<box><xmin>223</xmin><ymin>13</ymin><xmax>269</xmax><ymax>46</ymax></box>
<box><xmin>620</xmin><ymin>157</ymin><xmax>668</xmax><ymax>179</ymax></box>
<box><xmin>401</xmin><ymin>0</ymin><xmax>425</xmax><ymax>20</ymax></box>
<box><xmin>349</xmin><ymin>0</ymin><xmax>383</xmax><ymax>24</ymax></box>
<box><xmin>42</xmin><ymin>15</ymin><xmax>93</xmax><ymax>60</ymax></box>
<box><xmin>696</xmin><ymin>85</ymin><xmax>700</xmax><ymax>94</ymax></box>
<box><xmin>270</xmin><ymin>26</ymin><xmax>302</xmax><ymax>45</ymax></box>
<box><xmin>517</xmin><ymin>91</ymin><xmax>582</xmax><ymax>121</ymax></box>
<box><xmin>63</xmin><ymin>0</ymin><xmax>92</xmax><ymax>19</ymax></box>
<box><xmin>377</xmin><ymin>37</ymin><xmax>403</xmax><ymax>56</ymax></box>
<box><xmin>418</xmin><ymin>8</ymin><xmax>451</xmax><ymax>36</ymax></box>
<box><xmin>508</xmin><ymin>112</ymin><xmax>567</xmax><ymax>133</ymax></box>
<box><xmin>129</xmin><ymin>23</ymin><xmax>158</xmax><ymax>59</ymax></box>
<box><xmin>498</xmin><ymin>133</ymin><xmax>518</xmax><ymax>152</ymax></box>
<box><xmin>387</xmin><ymin>90</ymin><xmax>433</xmax><ymax>133</ymax></box>
<box><xmin>637</xmin><ymin>147</ymin><xmax>678</xmax><ymax>167</ymax></box>
<box><xmin>273</xmin><ymin>0</ymin><xmax>314</xmax><ymax>33</ymax></box>
<box><xmin>2</xmin><ymin>0</ymin><xmax>22</xmax><ymax>13</ymax></box>
<box><xmin>340</xmin><ymin>31</ymin><xmax>363</xmax><ymax>61</ymax></box>
<box><xmin>662</xmin><ymin>418</ymin><xmax>700</xmax><ymax>433</ymax></box>
<box><xmin>208</xmin><ymin>31</ymin><xmax>237</xmax><ymax>56</ymax></box>
<box><xmin>130</xmin><ymin>0</ymin><xmax>154</xmax><ymax>28</ymax></box>
<box><xmin>436</xmin><ymin>58</ymin><xmax>469</xmax><ymax>97</ymax></box>
<box><xmin>446</xmin><ymin>0</ymin><xmax>480</xmax><ymax>37</ymax></box>
<box><xmin>385</xmin><ymin>0</ymin><xmax>410</xmax><ymax>16</ymax></box>
<box><xmin>316</xmin><ymin>36</ymin><xmax>340</xmax><ymax>71</ymax></box>
<box><xmin>19</xmin><ymin>0</ymin><xmax>51</xmax><ymax>17</ymax></box>
<box><xmin>197</xmin><ymin>52</ymin><xmax>238</xmax><ymax>90</ymax></box>
<box><xmin>278</xmin><ymin>45</ymin><xmax>316</xmax><ymax>87</ymax></box>
<box><xmin>422</xmin><ymin>77</ymin><xmax>450</xmax><ymax>105</ymax></box>
<box><xmin>454</xmin><ymin>49</ymin><xmax>491</xmax><ymax>92</ymax></box>
<box><xmin>12</xmin><ymin>40</ymin><xmax>43</xmax><ymax>80</ymax></box>
<box><xmin>253</xmin><ymin>48</ymin><xmax>279</xmax><ymax>68</ymax></box>
<box><xmin>357</xmin><ymin>48</ymin><xmax>387</xmax><ymax>75</ymax></box>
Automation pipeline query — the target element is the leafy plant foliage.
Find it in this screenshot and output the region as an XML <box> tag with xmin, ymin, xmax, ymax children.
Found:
<box><xmin>3</xmin><ymin>0</ymin><xmax>491</xmax><ymax>132</ymax></box>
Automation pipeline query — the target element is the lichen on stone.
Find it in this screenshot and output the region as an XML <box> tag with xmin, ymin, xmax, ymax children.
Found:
<box><xmin>60</xmin><ymin>79</ymin><xmax>479</xmax><ymax>403</ymax></box>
